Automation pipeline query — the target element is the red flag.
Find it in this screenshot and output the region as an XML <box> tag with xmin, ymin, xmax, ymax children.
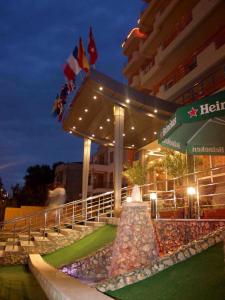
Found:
<box><xmin>88</xmin><ymin>27</ymin><xmax>98</xmax><ymax>65</ymax></box>
<box><xmin>63</xmin><ymin>64</ymin><xmax>75</xmax><ymax>81</ymax></box>
<box><xmin>78</xmin><ymin>37</ymin><xmax>90</xmax><ymax>73</ymax></box>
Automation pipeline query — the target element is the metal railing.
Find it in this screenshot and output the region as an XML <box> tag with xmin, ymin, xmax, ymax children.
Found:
<box><xmin>0</xmin><ymin>165</ymin><xmax>225</xmax><ymax>244</ymax></box>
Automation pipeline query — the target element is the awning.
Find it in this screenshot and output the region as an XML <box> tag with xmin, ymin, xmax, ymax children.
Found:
<box><xmin>158</xmin><ymin>90</ymin><xmax>225</xmax><ymax>155</ymax></box>
<box><xmin>62</xmin><ymin>70</ymin><xmax>179</xmax><ymax>149</ymax></box>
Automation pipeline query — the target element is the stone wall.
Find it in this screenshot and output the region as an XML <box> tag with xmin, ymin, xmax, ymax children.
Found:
<box><xmin>96</xmin><ymin>228</ymin><xmax>224</xmax><ymax>292</ymax></box>
<box><xmin>61</xmin><ymin>219</ymin><xmax>225</xmax><ymax>283</ymax></box>
<box><xmin>61</xmin><ymin>244</ymin><xmax>113</xmax><ymax>282</ymax></box>
<box><xmin>154</xmin><ymin>219</ymin><xmax>225</xmax><ymax>254</ymax></box>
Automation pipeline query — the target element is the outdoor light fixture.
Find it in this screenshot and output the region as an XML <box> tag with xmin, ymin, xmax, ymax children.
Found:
<box><xmin>93</xmin><ymin>95</ymin><xmax>97</xmax><ymax>99</ymax></box>
<box><xmin>126</xmin><ymin>98</ymin><xmax>130</xmax><ymax>103</ymax></box>
<box><xmin>84</xmin><ymin>109</ymin><xmax>88</xmax><ymax>113</ymax></box>
<box><xmin>143</xmin><ymin>137</ymin><xmax>146</xmax><ymax>141</ymax></box>
<box><xmin>106</xmin><ymin>118</ymin><xmax>110</xmax><ymax>122</ymax></box>
<box><xmin>126</xmin><ymin>196</ymin><xmax>132</xmax><ymax>202</ymax></box>
<box><xmin>131</xmin><ymin>126</ymin><xmax>135</xmax><ymax>130</ymax></box>
<box><xmin>99</xmin><ymin>86</ymin><xmax>103</xmax><ymax>91</ymax></box>
<box><xmin>78</xmin><ymin>117</ymin><xmax>82</xmax><ymax>121</ymax></box>
<box><xmin>123</xmin><ymin>133</ymin><xmax>126</xmax><ymax>137</ymax></box>
<box><xmin>132</xmin><ymin>144</ymin><xmax>135</xmax><ymax>147</ymax></box>
<box><xmin>99</xmin><ymin>126</ymin><xmax>103</xmax><ymax>130</ymax></box>
<box><xmin>92</xmin><ymin>134</ymin><xmax>95</xmax><ymax>137</ymax></box>
<box><xmin>72</xmin><ymin>126</ymin><xmax>76</xmax><ymax>130</ymax></box>
<box><xmin>69</xmin><ymin>130</ymin><xmax>72</xmax><ymax>134</ymax></box>
<box><xmin>187</xmin><ymin>187</ymin><xmax>196</xmax><ymax>195</ymax></box>
<box><xmin>150</xmin><ymin>192</ymin><xmax>157</xmax><ymax>200</ymax></box>
<box><xmin>154</xmin><ymin>109</ymin><xmax>158</xmax><ymax>113</ymax></box>
<box><xmin>113</xmin><ymin>140</ymin><xmax>115</xmax><ymax>144</ymax></box>
<box><xmin>154</xmin><ymin>131</ymin><xmax>157</xmax><ymax>135</ymax></box>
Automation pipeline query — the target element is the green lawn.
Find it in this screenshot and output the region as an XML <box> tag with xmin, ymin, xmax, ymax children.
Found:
<box><xmin>107</xmin><ymin>242</ymin><xmax>225</xmax><ymax>300</ymax></box>
<box><xmin>44</xmin><ymin>224</ymin><xmax>117</xmax><ymax>267</ymax></box>
<box><xmin>0</xmin><ymin>225</ymin><xmax>116</xmax><ymax>300</ymax></box>
<box><xmin>0</xmin><ymin>265</ymin><xmax>48</xmax><ymax>300</ymax></box>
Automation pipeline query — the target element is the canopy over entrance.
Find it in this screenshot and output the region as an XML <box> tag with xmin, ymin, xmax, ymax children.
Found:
<box><xmin>158</xmin><ymin>90</ymin><xmax>225</xmax><ymax>155</ymax></box>
<box><xmin>62</xmin><ymin>70</ymin><xmax>179</xmax><ymax>149</ymax></box>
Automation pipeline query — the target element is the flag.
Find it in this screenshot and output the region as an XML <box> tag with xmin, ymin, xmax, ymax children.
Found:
<box><xmin>88</xmin><ymin>27</ymin><xmax>98</xmax><ymax>65</ymax></box>
<box><xmin>64</xmin><ymin>64</ymin><xmax>75</xmax><ymax>81</ymax></box>
<box><xmin>52</xmin><ymin>95</ymin><xmax>63</xmax><ymax>118</ymax></box>
<box><xmin>78</xmin><ymin>37</ymin><xmax>90</xmax><ymax>73</ymax></box>
<box><xmin>64</xmin><ymin>46</ymin><xmax>81</xmax><ymax>81</ymax></box>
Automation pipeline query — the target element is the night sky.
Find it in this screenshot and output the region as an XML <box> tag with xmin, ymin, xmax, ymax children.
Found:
<box><xmin>0</xmin><ymin>1</ymin><xmax>143</xmax><ymax>191</ymax></box>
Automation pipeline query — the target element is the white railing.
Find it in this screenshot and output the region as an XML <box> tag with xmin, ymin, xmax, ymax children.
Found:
<box><xmin>0</xmin><ymin>165</ymin><xmax>225</xmax><ymax>244</ymax></box>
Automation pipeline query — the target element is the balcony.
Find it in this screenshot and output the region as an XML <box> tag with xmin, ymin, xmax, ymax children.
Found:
<box><xmin>173</xmin><ymin>65</ymin><xmax>225</xmax><ymax>105</ymax></box>
<box><xmin>157</xmin><ymin>35</ymin><xmax>225</xmax><ymax>100</ymax></box>
<box><xmin>123</xmin><ymin>51</ymin><xmax>146</xmax><ymax>77</ymax></box>
<box><xmin>130</xmin><ymin>74</ymin><xmax>141</xmax><ymax>89</ymax></box>
<box><xmin>140</xmin><ymin>0</ymin><xmax>179</xmax><ymax>56</ymax></box>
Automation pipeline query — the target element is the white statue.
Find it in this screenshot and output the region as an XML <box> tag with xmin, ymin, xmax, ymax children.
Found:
<box><xmin>131</xmin><ymin>184</ymin><xmax>142</xmax><ymax>202</ymax></box>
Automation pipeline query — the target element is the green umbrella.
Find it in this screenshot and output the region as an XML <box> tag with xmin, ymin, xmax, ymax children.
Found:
<box><xmin>158</xmin><ymin>90</ymin><xmax>225</xmax><ymax>155</ymax></box>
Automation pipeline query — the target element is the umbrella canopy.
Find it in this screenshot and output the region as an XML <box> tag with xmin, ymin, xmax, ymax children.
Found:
<box><xmin>158</xmin><ymin>90</ymin><xmax>225</xmax><ymax>155</ymax></box>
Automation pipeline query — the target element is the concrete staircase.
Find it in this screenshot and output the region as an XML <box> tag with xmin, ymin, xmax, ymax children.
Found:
<box><xmin>0</xmin><ymin>222</ymin><xmax>105</xmax><ymax>265</ymax></box>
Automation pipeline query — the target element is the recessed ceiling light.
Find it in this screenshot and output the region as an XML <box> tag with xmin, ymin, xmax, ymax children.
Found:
<box><xmin>131</xmin><ymin>126</ymin><xmax>135</xmax><ymax>130</ymax></box>
<box><xmin>99</xmin><ymin>126</ymin><xmax>103</xmax><ymax>130</ymax></box>
<box><xmin>72</xmin><ymin>126</ymin><xmax>76</xmax><ymax>130</ymax></box>
<box><xmin>154</xmin><ymin>131</ymin><xmax>157</xmax><ymax>135</ymax></box>
<box><xmin>113</xmin><ymin>140</ymin><xmax>115</xmax><ymax>144</ymax></box>
<box><xmin>154</xmin><ymin>109</ymin><xmax>158</xmax><ymax>113</ymax></box>
<box><xmin>123</xmin><ymin>133</ymin><xmax>125</xmax><ymax>137</ymax></box>
<box><xmin>93</xmin><ymin>95</ymin><xmax>97</xmax><ymax>100</ymax></box>
<box><xmin>78</xmin><ymin>117</ymin><xmax>82</xmax><ymax>121</ymax></box>
<box><xmin>69</xmin><ymin>130</ymin><xmax>72</xmax><ymax>134</ymax></box>
<box><xmin>107</xmin><ymin>118</ymin><xmax>110</xmax><ymax>122</ymax></box>
<box><xmin>143</xmin><ymin>137</ymin><xmax>146</xmax><ymax>141</ymax></box>
<box><xmin>84</xmin><ymin>109</ymin><xmax>88</xmax><ymax>113</ymax></box>
<box><xmin>92</xmin><ymin>134</ymin><xmax>95</xmax><ymax>137</ymax></box>
<box><xmin>132</xmin><ymin>144</ymin><xmax>135</xmax><ymax>147</ymax></box>
<box><xmin>99</xmin><ymin>86</ymin><xmax>103</xmax><ymax>91</ymax></box>
<box><xmin>126</xmin><ymin>98</ymin><xmax>130</xmax><ymax>103</ymax></box>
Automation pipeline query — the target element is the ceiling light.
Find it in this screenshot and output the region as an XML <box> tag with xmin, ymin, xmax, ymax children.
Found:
<box><xmin>99</xmin><ymin>86</ymin><xmax>103</xmax><ymax>91</ymax></box>
<box><xmin>132</xmin><ymin>144</ymin><xmax>135</xmax><ymax>147</ymax></box>
<box><xmin>157</xmin><ymin>148</ymin><xmax>161</xmax><ymax>152</ymax></box>
<box><xmin>78</xmin><ymin>117</ymin><xmax>82</xmax><ymax>121</ymax></box>
<box><xmin>107</xmin><ymin>118</ymin><xmax>110</xmax><ymax>122</ymax></box>
<box><xmin>69</xmin><ymin>130</ymin><xmax>72</xmax><ymax>134</ymax></box>
<box><xmin>126</xmin><ymin>98</ymin><xmax>130</xmax><ymax>103</ymax></box>
<box><xmin>72</xmin><ymin>126</ymin><xmax>76</xmax><ymax>130</ymax></box>
<box><xmin>99</xmin><ymin>126</ymin><xmax>103</xmax><ymax>130</ymax></box>
<box><xmin>154</xmin><ymin>131</ymin><xmax>157</xmax><ymax>135</ymax></box>
<box><xmin>131</xmin><ymin>126</ymin><xmax>135</xmax><ymax>130</ymax></box>
<box><xmin>93</xmin><ymin>95</ymin><xmax>97</xmax><ymax>100</ymax></box>
<box><xmin>92</xmin><ymin>134</ymin><xmax>95</xmax><ymax>137</ymax></box>
<box><xmin>143</xmin><ymin>137</ymin><xmax>146</xmax><ymax>141</ymax></box>
<box><xmin>154</xmin><ymin>109</ymin><xmax>158</xmax><ymax>113</ymax></box>
<box><xmin>113</xmin><ymin>140</ymin><xmax>115</xmax><ymax>144</ymax></box>
<box><xmin>123</xmin><ymin>133</ymin><xmax>125</xmax><ymax>137</ymax></box>
<box><xmin>84</xmin><ymin>109</ymin><xmax>88</xmax><ymax>113</ymax></box>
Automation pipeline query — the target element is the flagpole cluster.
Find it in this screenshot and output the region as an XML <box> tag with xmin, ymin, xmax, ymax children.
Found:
<box><xmin>52</xmin><ymin>27</ymin><xmax>98</xmax><ymax>122</ymax></box>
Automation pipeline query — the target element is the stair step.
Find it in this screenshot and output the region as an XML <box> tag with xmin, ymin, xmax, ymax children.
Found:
<box><xmin>47</xmin><ymin>232</ymin><xmax>64</xmax><ymax>239</ymax></box>
<box><xmin>5</xmin><ymin>245</ymin><xmax>20</xmax><ymax>252</ymax></box>
<box><xmin>73</xmin><ymin>225</ymin><xmax>93</xmax><ymax>232</ymax></box>
<box><xmin>20</xmin><ymin>240</ymin><xmax>35</xmax><ymax>247</ymax></box>
<box><xmin>33</xmin><ymin>236</ymin><xmax>50</xmax><ymax>242</ymax></box>
<box><xmin>85</xmin><ymin>221</ymin><xmax>105</xmax><ymax>227</ymax></box>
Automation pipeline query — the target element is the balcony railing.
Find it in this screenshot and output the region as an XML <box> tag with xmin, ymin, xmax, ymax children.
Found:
<box><xmin>152</xmin><ymin>26</ymin><xmax>225</xmax><ymax>96</ymax></box>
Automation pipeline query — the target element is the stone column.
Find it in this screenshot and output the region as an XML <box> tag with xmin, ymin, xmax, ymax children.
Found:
<box><xmin>109</xmin><ymin>202</ymin><xmax>159</xmax><ymax>277</ymax></box>
<box><xmin>113</xmin><ymin>106</ymin><xmax>124</xmax><ymax>214</ymax></box>
<box><xmin>82</xmin><ymin>138</ymin><xmax>91</xmax><ymax>216</ymax></box>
